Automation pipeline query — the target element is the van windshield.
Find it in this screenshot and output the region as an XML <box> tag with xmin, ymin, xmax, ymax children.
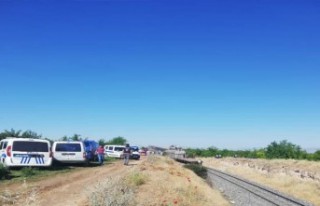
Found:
<box><xmin>56</xmin><ymin>143</ymin><xmax>81</xmax><ymax>152</ymax></box>
<box><xmin>12</xmin><ymin>141</ymin><xmax>49</xmax><ymax>152</ymax></box>
<box><xmin>114</xmin><ymin>147</ymin><xmax>124</xmax><ymax>151</ymax></box>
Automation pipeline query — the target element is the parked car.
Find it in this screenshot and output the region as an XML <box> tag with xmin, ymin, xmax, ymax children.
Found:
<box><xmin>52</xmin><ymin>141</ymin><xmax>86</xmax><ymax>164</ymax></box>
<box><xmin>130</xmin><ymin>146</ymin><xmax>140</xmax><ymax>160</ymax></box>
<box><xmin>0</xmin><ymin>137</ymin><xmax>52</xmax><ymax>168</ymax></box>
<box><xmin>104</xmin><ymin>145</ymin><xmax>125</xmax><ymax>158</ymax></box>
<box><xmin>139</xmin><ymin>148</ymin><xmax>147</xmax><ymax>156</ymax></box>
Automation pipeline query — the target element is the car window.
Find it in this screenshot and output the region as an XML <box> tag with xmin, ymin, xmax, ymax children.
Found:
<box><xmin>3</xmin><ymin>142</ymin><xmax>8</xmax><ymax>149</ymax></box>
<box><xmin>55</xmin><ymin>143</ymin><xmax>81</xmax><ymax>152</ymax></box>
<box><xmin>108</xmin><ymin>146</ymin><xmax>113</xmax><ymax>150</ymax></box>
<box><xmin>13</xmin><ymin>141</ymin><xmax>49</xmax><ymax>152</ymax></box>
<box><xmin>115</xmin><ymin>147</ymin><xmax>124</xmax><ymax>151</ymax></box>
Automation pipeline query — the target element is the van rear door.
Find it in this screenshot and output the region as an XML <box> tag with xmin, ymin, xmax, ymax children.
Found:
<box><xmin>11</xmin><ymin>140</ymin><xmax>51</xmax><ymax>166</ymax></box>
<box><xmin>54</xmin><ymin>142</ymin><xmax>85</xmax><ymax>162</ymax></box>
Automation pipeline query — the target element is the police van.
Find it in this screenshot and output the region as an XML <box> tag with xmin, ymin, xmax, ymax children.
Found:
<box><xmin>104</xmin><ymin>145</ymin><xmax>125</xmax><ymax>158</ymax></box>
<box><xmin>52</xmin><ymin>141</ymin><xmax>86</xmax><ymax>164</ymax></box>
<box><xmin>0</xmin><ymin>137</ymin><xmax>52</xmax><ymax>168</ymax></box>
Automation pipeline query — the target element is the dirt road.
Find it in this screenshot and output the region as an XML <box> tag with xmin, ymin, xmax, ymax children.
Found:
<box><xmin>1</xmin><ymin>160</ymin><xmax>141</xmax><ymax>206</ymax></box>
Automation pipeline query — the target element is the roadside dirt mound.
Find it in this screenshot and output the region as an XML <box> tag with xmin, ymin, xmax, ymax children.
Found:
<box><xmin>1</xmin><ymin>156</ymin><xmax>231</xmax><ymax>206</ymax></box>
<box><xmin>132</xmin><ymin>155</ymin><xmax>230</xmax><ymax>206</ymax></box>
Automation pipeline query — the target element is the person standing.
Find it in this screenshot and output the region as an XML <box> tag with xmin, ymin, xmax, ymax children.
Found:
<box><xmin>96</xmin><ymin>145</ymin><xmax>105</xmax><ymax>165</ymax></box>
<box><xmin>123</xmin><ymin>143</ymin><xmax>131</xmax><ymax>165</ymax></box>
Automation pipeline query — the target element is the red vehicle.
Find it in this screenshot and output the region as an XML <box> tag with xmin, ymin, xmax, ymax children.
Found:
<box><xmin>139</xmin><ymin>148</ymin><xmax>147</xmax><ymax>156</ymax></box>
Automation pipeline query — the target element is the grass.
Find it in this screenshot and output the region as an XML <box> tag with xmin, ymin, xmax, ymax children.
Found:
<box><xmin>127</xmin><ymin>172</ymin><xmax>148</xmax><ymax>186</ymax></box>
<box><xmin>87</xmin><ymin>155</ymin><xmax>230</xmax><ymax>206</ymax></box>
<box><xmin>0</xmin><ymin>178</ymin><xmax>40</xmax><ymax>206</ymax></box>
<box><xmin>1</xmin><ymin>156</ymin><xmax>117</xmax><ymax>183</ymax></box>
<box><xmin>89</xmin><ymin>176</ymin><xmax>136</xmax><ymax>206</ymax></box>
<box><xmin>0</xmin><ymin>164</ymin><xmax>10</xmax><ymax>180</ymax></box>
<box><xmin>6</xmin><ymin>166</ymin><xmax>73</xmax><ymax>182</ymax></box>
<box><xmin>130</xmin><ymin>156</ymin><xmax>230</xmax><ymax>206</ymax></box>
<box><xmin>184</xmin><ymin>164</ymin><xmax>208</xmax><ymax>179</ymax></box>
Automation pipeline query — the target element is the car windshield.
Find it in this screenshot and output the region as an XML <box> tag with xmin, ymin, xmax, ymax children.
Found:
<box><xmin>130</xmin><ymin>146</ymin><xmax>139</xmax><ymax>151</ymax></box>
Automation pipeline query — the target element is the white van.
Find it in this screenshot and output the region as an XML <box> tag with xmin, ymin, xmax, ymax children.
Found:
<box><xmin>52</xmin><ymin>141</ymin><xmax>86</xmax><ymax>164</ymax></box>
<box><xmin>104</xmin><ymin>145</ymin><xmax>125</xmax><ymax>158</ymax></box>
<box><xmin>0</xmin><ymin>137</ymin><xmax>52</xmax><ymax>168</ymax></box>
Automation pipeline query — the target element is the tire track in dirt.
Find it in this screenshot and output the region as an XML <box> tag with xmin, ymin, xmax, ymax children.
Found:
<box><xmin>1</xmin><ymin>160</ymin><xmax>142</xmax><ymax>206</ymax></box>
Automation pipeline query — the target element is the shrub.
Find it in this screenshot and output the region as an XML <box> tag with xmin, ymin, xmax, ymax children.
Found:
<box><xmin>21</xmin><ymin>167</ymin><xmax>38</xmax><ymax>177</ymax></box>
<box><xmin>184</xmin><ymin>164</ymin><xmax>207</xmax><ymax>179</ymax></box>
<box><xmin>89</xmin><ymin>176</ymin><xmax>136</xmax><ymax>206</ymax></box>
<box><xmin>0</xmin><ymin>164</ymin><xmax>10</xmax><ymax>179</ymax></box>
<box><xmin>127</xmin><ymin>172</ymin><xmax>147</xmax><ymax>186</ymax></box>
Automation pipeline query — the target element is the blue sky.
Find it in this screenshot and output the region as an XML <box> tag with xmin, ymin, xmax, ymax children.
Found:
<box><xmin>0</xmin><ymin>0</ymin><xmax>319</xmax><ymax>150</ymax></box>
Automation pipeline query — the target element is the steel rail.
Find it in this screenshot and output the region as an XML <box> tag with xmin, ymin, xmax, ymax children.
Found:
<box><xmin>206</xmin><ymin>167</ymin><xmax>313</xmax><ymax>206</ymax></box>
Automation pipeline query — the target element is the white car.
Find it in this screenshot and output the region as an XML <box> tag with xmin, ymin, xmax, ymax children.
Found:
<box><xmin>0</xmin><ymin>137</ymin><xmax>52</xmax><ymax>168</ymax></box>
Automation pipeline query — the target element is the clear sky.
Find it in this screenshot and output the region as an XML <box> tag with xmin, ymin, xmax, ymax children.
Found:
<box><xmin>0</xmin><ymin>0</ymin><xmax>319</xmax><ymax>150</ymax></box>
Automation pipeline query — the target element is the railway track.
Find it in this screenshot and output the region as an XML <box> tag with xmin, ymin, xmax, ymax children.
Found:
<box><xmin>206</xmin><ymin>167</ymin><xmax>314</xmax><ymax>206</ymax></box>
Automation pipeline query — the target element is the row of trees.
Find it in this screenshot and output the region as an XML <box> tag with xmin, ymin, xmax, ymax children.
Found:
<box><xmin>0</xmin><ymin>129</ymin><xmax>42</xmax><ymax>140</ymax></box>
<box><xmin>1</xmin><ymin>128</ymin><xmax>319</xmax><ymax>161</ymax></box>
<box><xmin>0</xmin><ymin>129</ymin><xmax>128</xmax><ymax>146</ymax></box>
<box><xmin>185</xmin><ymin>140</ymin><xmax>320</xmax><ymax>161</ymax></box>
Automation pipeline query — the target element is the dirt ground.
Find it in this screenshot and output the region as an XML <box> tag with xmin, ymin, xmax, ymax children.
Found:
<box><xmin>0</xmin><ymin>159</ymin><xmax>140</xmax><ymax>206</ymax></box>
<box><xmin>6</xmin><ymin>157</ymin><xmax>317</xmax><ymax>206</ymax></box>
<box><xmin>1</xmin><ymin>156</ymin><xmax>231</xmax><ymax>206</ymax></box>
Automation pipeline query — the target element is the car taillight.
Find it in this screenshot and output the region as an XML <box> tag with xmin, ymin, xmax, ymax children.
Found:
<box><xmin>6</xmin><ymin>145</ymin><xmax>12</xmax><ymax>157</ymax></box>
<box><xmin>83</xmin><ymin>152</ymin><xmax>86</xmax><ymax>159</ymax></box>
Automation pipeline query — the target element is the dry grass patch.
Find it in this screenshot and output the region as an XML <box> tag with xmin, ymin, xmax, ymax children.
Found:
<box><xmin>0</xmin><ymin>179</ymin><xmax>39</xmax><ymax>206</ymax></box>
<box><xmin>201</xmin><ymin>157</ymin><xmax>320</xmax><ymax>206</ymax></box>
<box><xmin>89</xmin><ymin>175</ymin><xmax>136</xmax><ymax>206</ymax></box>
<box><xmin>134</xmin><ymin>155</ymin><xmax>230</xmax><ymax>206</ymax></box>
<box><xmin>88</xmin><ymin>156</ymin><xmax>230</xmax><ymax>206</ymax></box>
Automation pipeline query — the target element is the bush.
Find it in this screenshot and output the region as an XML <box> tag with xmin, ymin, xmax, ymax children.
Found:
<box><xmin>21</xmin><ymin>167</ymin><xmax>38</xmax><ymax>177</ymax></box>
<box><xmin>89</xmin><ymin>176</ymin><xmax>135</xmax><ymax>206</ymax></box>
<box><xmin>128</xmin><ymin>172</ymin><xmax>147</xmax><ymax>186</ymax></box>
<box><xmin>0</xmin><ymin>164</ymin><xmax>10</xmax><ymax>179</ymax></box>
<box><xmin>184</xmin><ymin>164</ymin><xmax>207</xmax><ymax>179</ymax></box>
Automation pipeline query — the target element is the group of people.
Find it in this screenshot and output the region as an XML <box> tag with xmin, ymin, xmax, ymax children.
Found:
<box><xmin>95</xmin><ymin>143</ymin><xmax>132</xmax><ymax>165</ymax></box>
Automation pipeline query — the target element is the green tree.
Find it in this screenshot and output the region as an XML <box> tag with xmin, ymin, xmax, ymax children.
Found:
<box><xmin>98</xmin><ymin>138</ymin><xmax>106</xmax><ymax>146</ymax></box>
<box><xmin>313</xmin><ymin>150</ymin><xmax>320</xmax><ymax>161</ymax></box>
<box><xmin>0</xmin><ymin>129</ymin><xmax>22</xmax><ymax>140</ymax></box>
<box><xmin>61</xmin><ymin>136</ymin><xmax>68</xmax><ymax>141</ymax></box>
<box><xmin>21</xmin><ymin>130</ymin><xmax>42</xmax><ymax>139</ymax></box>
<box><xmin>106</xmin><ymin>136</ymin><xmax>127</xmax><ymax>145</ymax></box>
<box><xmin>71</xmin><ymin>134</ymin><xmax>81</xmax><ymax>141</ymax></box>
<box><xmin>265</xmin><ymin>140</ymin><xmax>305</xmax><ymax>159</ymax></box>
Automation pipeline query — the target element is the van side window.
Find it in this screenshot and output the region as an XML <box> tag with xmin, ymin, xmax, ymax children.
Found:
<box><xmin>115</xmin><ymin>147</ymin><xmax>124</xmax><ymax>151</ymax></box>
<box><xmin>108</xmin><ymin>146</ymin><xmax>113</xmax><ymax>150</ymax></box>
<box><xmin>3</xmin><ymin>142</ymin><xmax>7</xmax><ymax>149</ymax></box>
